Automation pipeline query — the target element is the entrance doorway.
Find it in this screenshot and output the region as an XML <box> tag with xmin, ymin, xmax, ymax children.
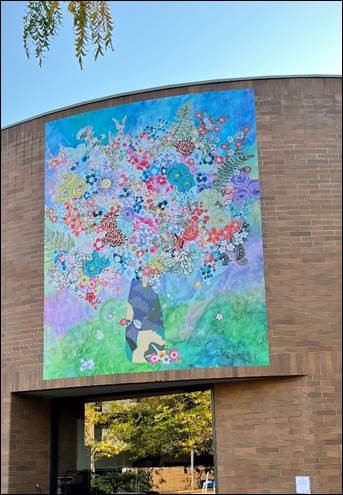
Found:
<box><xmin>54</xmin><ymin>388</ymin><xmax>216</xmax><ymax>494</ymax></box>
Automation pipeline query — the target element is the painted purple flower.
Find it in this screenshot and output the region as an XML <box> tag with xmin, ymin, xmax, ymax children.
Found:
<box><xmin>231</xmin><ymin>172</ymin><xmax>250</xmax><ymax>188</ymax></box>
<box><xmin>98</xmin><ymin>171</ymin><xmax>116</xmax><ymax>195</ymax></box>
<box><xmin>233</xmin><ymin>189</ymin><xmax>249</xmax><ymax>206</ymax></box>
<box><xmin>121</xmin><ymin>207</ymin><xmax>135</xmax><ymax>222</ymax></box>
<box><xmin>247</xmin><ymin>179</ymin><xmax>260</xmax><ymax>199</ymax></box>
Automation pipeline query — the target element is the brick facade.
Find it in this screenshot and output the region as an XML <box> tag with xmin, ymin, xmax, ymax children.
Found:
<box><xmin>1</xmin><ymin>77</ymin><xmax>342</xmax><ymax>493</ymax></box>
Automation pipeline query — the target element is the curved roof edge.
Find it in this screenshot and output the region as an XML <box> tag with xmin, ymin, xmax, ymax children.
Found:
<box><xmin>1</xmin><ymin>74</ymin><xmax>341</xmax><ymax>131</ymax></box>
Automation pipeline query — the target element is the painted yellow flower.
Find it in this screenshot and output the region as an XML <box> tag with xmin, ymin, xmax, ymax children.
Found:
<box><xmin>73</xmin><ymin>178</ymin><xmax>87</xmax><ymax>198</ymax></box>
<box><xmin>100</xmin><ymin>178</ymin><xmax>112</xmax><ymax>189</ymax></box>
<box><xmin>79</xmin><ymin>274</ymin><xmax>90</xmax><ymax>287</ymax></box>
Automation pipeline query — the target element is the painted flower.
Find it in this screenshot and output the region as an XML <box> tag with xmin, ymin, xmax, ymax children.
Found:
<box><xmin>85</xmin><ymin>291</ymin><xmax>96</xmax><ymax>303</ymax></box>
<box><xmin>80</xmin><ymin>358</ymin><xmax>96</xmax><ymax>370</ymax></box>
<box><xmin>196</xmin><ymin>172</ymin><xmax>208</xmax><ymax>184</ymax></box>
<box><xmin>121</xmin><ymin>207</ymin><xmax>135</xmax><ymax>222</ymax></box>
<box><xmin>233</xmin><ymin>189</ymin><xmax>249</xmax><ymax>206</ymax></box>
<box><xmin>79</xmin><ymin>274</ymin><xmax>90</xmax><ymax>287</ymax></box>
<box><xmin>93</xmin><ymin>238</ymin><xmax>105</xmax><ymax>251</ymax></box>
<box><xmin>207</xmin><ymin>228</ymin><xmax>222</xmax><ymax>243</ymax></box>
<box><xmin>118</xmin><ymin>175</ymin><xmax>129</xmax><ymax>187</ymax></box>
<box><xmin>202</xmin><ymin>153</ymin><xmax>215</xmax><ymax>166</ymax></box>
<box><xmin>147</xmin><ymin>353</ymin><xmax>159</xmax><ymax>364</ymax></box>
<box><xmin>231</xmin><ymin>172</ymin><xmax>250</xmax><ymax>188</ymax></box>
<box><xmin>223</xmin><ymin>185</ymin><xmax>236</xmax><ymax>204</ymax></box>
<box><xmin>149</xmin><ymin>163</ymin><xmax>160</xmax><ymax>176</ymax></box>
<box><xmin>98</xmin><ymin>174</ymin><xmax>116</xmax><ymax>194</ymax></box>
<box><xmin>247</xmin><ymin>179</ymin><xmax>260</xmax><ymax>199</ymax></box>
<box><xmin>230</xmin><ymin>220</ymin><xmax>242</xmax><ymax>232</ymax></box>
<box><xmin>177</xmin><ymin>174</ymin><xmax>196</xmax><ymax>193</ymax></box>
<box><xmin>168</xmin><ymin>349</ymin><xmax>180</xmax><ymax>361</ymax></box>
<box><xmin>120</xmin><ymin>187</ymin><xmax>131</xmax><ymax>199</ymax></box>
<box><xmin>84</xmin><ymin>251</ymin><xmax>111</xmax><ymax>277</ymax></box>
<box><xmin>85</xmin><ymin>173</ymin><xmax>97</xmax><ymax>185</ymax></box>
<box><xmin>215</xmin><ymin>155</ymin><xmax>225</xmax><ymax>165</ymax></box>
<box><xmin>156</xmin><ymin>175</ymin><xmax>167</xmax><ymax>186</ymax></box>
<box><xmin>167</xmin><ymin>163</ymin><xmax>190</xmax><ymax>185</ymax></box>
<box><xmin>222</xmin><ymin>224</ymin><xmax>233</xmax><ymax>241</ymax></box>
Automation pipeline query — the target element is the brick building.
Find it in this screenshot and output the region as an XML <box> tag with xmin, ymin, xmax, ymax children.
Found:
<box><xmin>1</xmin><ymin>76</ymin><xmax>342</xmax><ymax>494</ymax></box>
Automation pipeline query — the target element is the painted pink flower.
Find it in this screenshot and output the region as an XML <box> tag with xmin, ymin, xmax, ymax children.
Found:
<box><xmin>156</xmin><ymin>175</ymin><xmax>167</xmax><ymax>186</ymax></box>
<box><xmin>88</xmin><ymin>278</ymin><xmax>97</xmax><ymax>290</ymax></box>
<box><xmin>137</xmin><ymin>158</ymin><xmax>151</xmax><ymax>170</ymax></box>
<box><xmin>93</xmin><ymin>238</ymin><xmax>105</xmax><ymax>251</ymax></box>
<box><xmin>49</xmin><ymin>158</ymin><xmax>60</xmax><ymax>169</ymax></box>
<box><xmin>85</xmin><ymin>291</ymin><xmax>96</xmax><ymax>303</ymax></box>
<box><xmin>118</xmin><ymin>174</ymin><xmax>128</xmax><ymax>187</ymax></box>
<box><xmin>148</xmin><ymin>354</ymin><xmax>159</xmax><ymax>364</ymax></box>
<box><xmin>168</xmin><ymin>349</ymin><xmax>180</xmax><ymax>361</ymax></box>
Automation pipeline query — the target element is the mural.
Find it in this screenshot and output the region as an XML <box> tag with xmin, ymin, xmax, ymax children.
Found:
<box><xmin>44</xmin><ymin>88</ymin><xmax>269</xmax><ymax>379</ymax></box>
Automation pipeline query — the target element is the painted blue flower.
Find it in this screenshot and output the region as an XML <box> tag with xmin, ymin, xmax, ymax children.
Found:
<box><xmin>196</xmin><ymin>172</ymin><xmax>208</xmax><ymax>183</ymax></box>
<box><xmin>84</xmin><ymin>251</ymin><xmax>110</xmax><ymax>277</ymax></box>
<box><xmin>113</xmin><ymin>253</ymin><xmax>122</xmax><ymax>263</ymax></box>
<box><xmin>133</xmin><ymin>203</ymin><xmax>142</xmax><ymax>213</ymax></box>
<box><xmin>202</xmin><ymin>153</ymin><xmax>215</xmax><ymax>166</ymax></box>
<box><xmin>85</xmin><ymin>173</ymin><xmax>97</xmax><ymax>185</ymax></box>
<box><xmin>142</xmin><ymin>170</ymin><xmax>150</xmax><ymax>182</ymax></box>
<box><xmin>177</xmin><ymin>174</ymin><xmax>196</xmax><ymax>193</ymax></box>
<box><xmin>192</xmin><ymin>150</ymin><xmax>203</xmax><ymax>162</ymax></box>
<box><xmin>167</xmin><ymin>163</ymin><xmax>190</xmax><ymax>185</ymax></box>
<box><xmin>120</xmin><ymin>187</ymin><xmax>131</xmax><ymax>198</ymax></box>
<box><xmin>149</xmin><ymin>163</ymin><xmax>160</xmax><ymax>176</ymax></box>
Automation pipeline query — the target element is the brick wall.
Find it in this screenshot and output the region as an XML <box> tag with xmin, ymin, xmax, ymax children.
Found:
<box><xmin>1</xmin><ymin>77</ymin><xmax>341</xmax><ymax>493</ymax></box>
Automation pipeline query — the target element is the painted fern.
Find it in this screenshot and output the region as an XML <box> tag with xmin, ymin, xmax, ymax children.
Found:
<box><xmin>44</xmin><ymin>217</ymin><xmax>74</xmax><ymax>269</ymax></box>
<box><xmin>172</xmin><ymin>104</ymin><xmax>197</xmax><ymax>142</ymax></box>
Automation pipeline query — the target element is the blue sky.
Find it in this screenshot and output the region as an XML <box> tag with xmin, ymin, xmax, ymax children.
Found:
<box><xmin>1</xmin><ymin>1</ymin><xmax>342</xmax><ymax>127</ymax></box>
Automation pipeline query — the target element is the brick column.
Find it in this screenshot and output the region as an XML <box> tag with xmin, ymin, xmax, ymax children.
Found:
<box><xmin>212</xmin><ymin>374</ymin><xmax>341</xmax><ymax>494</ymax></box>
<box><xmin>3</xmin><ymin>392</ymin><xmax>51</xmax><ymax>494</ymax></box>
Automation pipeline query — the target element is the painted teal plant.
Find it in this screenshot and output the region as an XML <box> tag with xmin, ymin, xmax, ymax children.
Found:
<box><xmin>84</xmin><ymin>250</ymin><xmax>110</xmax><ymax>277</ymax></box>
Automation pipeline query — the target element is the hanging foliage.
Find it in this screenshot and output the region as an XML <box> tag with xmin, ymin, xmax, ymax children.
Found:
<box><xmin>23</xmin><ymin>1</ymin><xmax>114</xmax><ymax>68</ymax></box>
